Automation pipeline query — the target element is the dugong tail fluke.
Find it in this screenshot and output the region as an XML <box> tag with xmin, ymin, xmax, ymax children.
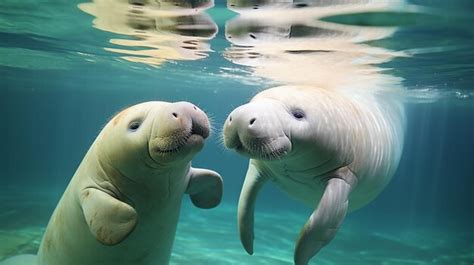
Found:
<box><xmin>294</xmin><ymin>167</ymin><xmax>357</xmax><ymax>265</ymax></box>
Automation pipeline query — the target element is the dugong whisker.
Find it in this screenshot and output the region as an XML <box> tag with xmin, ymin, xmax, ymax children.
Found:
<box><xmin>206</xmin><ymin>115</ymin><xmax>216</xmax><ymax>137</ymax></box>
<box><xmin>216</xmin><ymin>127</ymin><xmax>227</xmax><ymax>148</ymax></box>
<box><xmin>154</xmin><ymin>133</ymin><xmax>192</xmax><ymax>154</ymax></box>
<box><xmin>241</xmin><ymin>139</ymin><xmax>287</xmax><ymax>161</ymax></box>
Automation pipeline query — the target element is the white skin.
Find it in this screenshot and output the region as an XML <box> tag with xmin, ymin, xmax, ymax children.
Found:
<box><xmin>223</xmin><ymin>85</ymin><xmax>404</xmax><ymax>265</ymax></box>
<box><xmin>3</xmin><ymin>101</ymin><xmax>223</xmax><ymax>265</ymax></box>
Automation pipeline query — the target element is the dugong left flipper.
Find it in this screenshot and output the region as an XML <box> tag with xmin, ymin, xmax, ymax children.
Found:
<box><xmin>186</xmin><ymin>167</ymin><xmax>223</xmax><ymax>209</ymax></box>
<box><xmin>294</xmin><ymin>167</ymin><xmax>357</xmax><ymax>265</ymax></box>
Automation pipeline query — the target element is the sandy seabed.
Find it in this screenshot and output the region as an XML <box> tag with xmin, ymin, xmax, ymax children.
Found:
<box><xmin>0</xmin><ymin>188</ymin><xmax>472</xmax><ymax>265</ymax></box>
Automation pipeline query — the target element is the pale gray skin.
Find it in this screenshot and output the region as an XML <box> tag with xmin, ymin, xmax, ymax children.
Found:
<box><xmin>1</xmin><ymin>101</ymin><xmax>222</xmax><ymax>265</ymax></box>
<box><xmin>223</xmin><ymin>86</ymin><xmax>404</xmax><ymax>265</ymax></box>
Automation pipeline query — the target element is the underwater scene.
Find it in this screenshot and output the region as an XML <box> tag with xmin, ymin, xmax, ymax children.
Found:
<box><xmin>0</xmin><ymin>0</ymin><xmax>473</xmax><ymax>264</ymax></box>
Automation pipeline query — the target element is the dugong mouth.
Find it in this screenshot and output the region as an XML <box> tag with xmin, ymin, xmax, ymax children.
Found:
<box><xmin>234</xmin><ymin>136</ymin><xmax>292</xmax><ymax>161</ymax></box>
<box><xmin>153</xmin><ymin>133</ymin><xmax>198</xmax><ymax>154</ymax></box>
<box><xmin>151</xmin><ymin>125</ymin><xmax>209</xmax><ymax>155</ymax></box>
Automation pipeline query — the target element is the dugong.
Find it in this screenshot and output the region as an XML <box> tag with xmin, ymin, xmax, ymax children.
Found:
<box><xmin>2</xmin><ymin>101</ymin><xmax>223</xmax><ymax>265</ymax></box>
<box><xmin>223</xmin><ymin>85</ymin><xmax>404</xmax><ymax>265</ymax></box>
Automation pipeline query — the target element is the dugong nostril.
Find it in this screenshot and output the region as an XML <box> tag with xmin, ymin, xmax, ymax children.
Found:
<box><xmin>128</xmin><ymin>0</ymin><xmax>145</xmax><ymax>6</ymax></box>
<box><xmin>193</xmin><ymin>106</ymin><xmax>197</xmax><ymax>111</ymax></box>
<box><xmin>172</xmin><ymin>112</ymin><xmax>178</xmax><ymax>118</ymax></box>
<box><xmin>229</xmin><ymin>116</ymin><xmax>232</xmax><ymax>122</ymax></box>
<box><xmin>249</xmin><ymin>118</ymin><xmax>256</xmax><ymax>126</ymax></box>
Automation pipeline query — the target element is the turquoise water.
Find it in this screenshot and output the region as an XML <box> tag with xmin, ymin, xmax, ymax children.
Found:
<box><xmin>0</xmin><ymin>0</ymin><xmax>473</xmax><ymax>264</ymax></box>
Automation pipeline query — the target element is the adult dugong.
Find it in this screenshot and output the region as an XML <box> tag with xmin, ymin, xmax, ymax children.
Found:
<box><xmin>2</xmin><ymin>101</ymin><xmax>223</xmax><ymax>265</ymax></box>
<box><xmin>223</xmin><ymin>85</ymin><xmax>404</xmax><ymax>265</ymax></box>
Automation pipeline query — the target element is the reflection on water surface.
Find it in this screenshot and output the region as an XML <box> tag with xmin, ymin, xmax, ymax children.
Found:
<box><xmin>78</xmin><ymin>0</ymin><xmax>217</xmax><ymax>66</ymax></box>
<box><xmin>224</xmin><ymin>0</ymin><xmax>406</xmax><ymax>91</ymax></box>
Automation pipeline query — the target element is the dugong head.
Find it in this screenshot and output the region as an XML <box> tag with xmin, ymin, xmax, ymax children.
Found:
<box><xmin>223</xmin><ymin>86</ymin><xmax>350</xmax><ymax>164</ymax></box>
<box><xmin>97</xmin><ymin>101</ymin><xmax>210</xmax><ymax>177</ymax></box>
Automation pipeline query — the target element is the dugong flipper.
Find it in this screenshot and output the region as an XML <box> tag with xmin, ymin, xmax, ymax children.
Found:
<box><xmin>186</xmin><ymin>167</ymin><xmax>223</xmax><ymax>209</ymax></box>
<box><xmin>80</xmin><ymin>188</ymin><xmax>138</xmax><ymax>245</ymax></box>
<box><xmin>294</xmin><ymin>167</ymin><xmax>357</xmax><ymax>265</ymax></box>
<box><xmin>238</xmin><ymin>160</ymin><xmax>267</xmax><ymax>255</ymax></box>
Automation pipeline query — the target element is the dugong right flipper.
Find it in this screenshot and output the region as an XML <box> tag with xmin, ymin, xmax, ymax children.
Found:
<box><xmin>238</xmin><ymin>161</ymin><xmax>268</xmax><ymax>255</ymax></box>
<box><xmin>80</xmin><ymin>188</ymin><xmax>138</xmax><ymax>246</ymax></box>
<box><xmin>294</xmin><ymin>167</ymin><xmax>358</xmax><ymax>265</ymax></box>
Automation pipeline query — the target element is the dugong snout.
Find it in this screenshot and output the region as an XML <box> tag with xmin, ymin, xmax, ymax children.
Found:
<box><xmin>173</xmin><ymin>101</ymin><xmax>210</xmax><ymax>139</ymax></box>
<box><xmin>223</xmin><ymin>102</ymin><xmax>291</xmax><ymax>160</ymax></box>
<box><xmin>149</xmin><ymin>102</ymin><xmax>210</xmax><ymax>155</ymax></box>
<box><xmin>224</xmin><ymin>103</ymin><xmax>268</xmax><ymax>149</ymax></box>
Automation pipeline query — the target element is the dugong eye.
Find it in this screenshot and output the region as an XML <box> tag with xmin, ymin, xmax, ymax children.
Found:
<box><xmin>292</xmin><ymin>110</ymin><xmax>305</xmax><ymax>120</ymax></box>
<box><xmin>128</xmin><ymin>120</ymin><xmax>142</xmax><ymax>131</ymax></box>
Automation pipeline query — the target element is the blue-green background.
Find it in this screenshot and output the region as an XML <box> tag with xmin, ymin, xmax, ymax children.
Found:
<box><xmin>0</xmin><ymin>0</ymin><xmax>473</xmax><ymax>264</ymax></box>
